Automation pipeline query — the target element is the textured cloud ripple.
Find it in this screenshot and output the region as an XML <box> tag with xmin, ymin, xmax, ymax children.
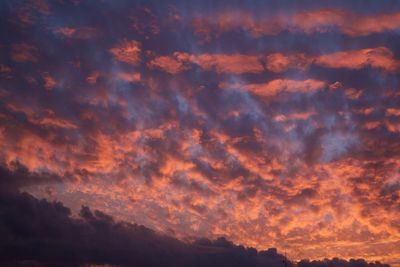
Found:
<box><xmin>0</xmin><ymin>1</ymin><xmax>400</xmax><ymax>266</ymax></box>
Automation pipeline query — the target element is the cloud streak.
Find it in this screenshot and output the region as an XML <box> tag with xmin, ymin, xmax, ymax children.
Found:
<box><xmin>192</xmin><ymin>9</ymin><xmax>400</xmax><ymax>40</ymax></box>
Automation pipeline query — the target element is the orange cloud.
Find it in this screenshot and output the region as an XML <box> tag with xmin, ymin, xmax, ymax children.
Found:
<box><xmin>11</xmin><ymin>43</ymin><xmax>38</xmax><ymax>63</ymax></box>
<box><xmin>329</xmin><ymin>81</ymin><xmax>343</xmax><ymax>91</ymax></box>
<box><xmin>85</xmin><ymin>70</ymin><xmax>141</xmax><ymax>85</ymax></box>
<box><xmin>291</xmin><ymin>9</ymin><xmax>346</xmax><ymax>34</ymax></box>
<box><xmin>86</xmin><ymin>71</ymin><xmax>102</xmax><ymax>85</ymax></box>
<box><xmin>265</xmin><ymin>47</ymin><xmax>399</xmax><ymax>73</ymax></box>
<box><xmin>150</xmin><ymin>47</ymin><xmax>399</xmax><ymax>75</ymax></box>
<box><xmin>38</xmin><ymin>117</ymin><xmax>78</xmax><ymax>129</ymax></box>
<box><xmin>110</xmin><ymin>40</ymin><xmax>141</xmax><ymax>65</ymax></box>
<box><xmin>149</xmin><ymin>52</ymin><xmax>264</xmax><ymax>74</ymax></box>
<box><xmin>0</xmin><ymin>64</ymin><xmax>13</xmax><ymax>75</ymax></box>
<box><xmin>266</xmin><ymin>53</ymin><xmax>311</xmax><ymax>72</ymax></box>
<box><xmin>363</xmin><ymin>121</ymin><xmax>381</xmax><ymax>130</ymax></box>
<box><xmin>355</xmin><ymin>107</ymin><xmax>375</xmax><ymax>115</ymax></box>
<box><xmin>315</xmin><ymin>47</ymin><xmax>399</xmax><ymax>72</ymax></box>
<box><xmin>338</xmin><ymin>11</ymin><xmax>400</xmax><ymax>36</ymax></box>
<box><xmin>148</xmin><ymin>52</ymin><xmax>191</xmax><ymax>74</ymax></box>
<box><xmin>41</xmin><ymin>72</ymin><xmax>56</xmax><ymax>90</ymax></box>
<box><xmin>344</xmin><ymin>88</ymin><xmax>363</xmax><ymax>100</ymax></box>
<box><xmin>273</xmin><ymin>111</ymin><xmax>316</xmax><ymax>122</ymax></box>
<box><xmin>385</xmin><ymin>121</ymin><xmax>400</xmax><ymax>132</ymax></box>
<box><xmin>192</xmin><ymin>9</ymin><xmax>400</xmax><ymax>39</ymax></box>
<box><xmin>116</xmin><ymin>71</ymin><xmax>141</xmax><ymax>82</ymax></box>
<box><xmin>6</xmin><ymin>104</ymin><xmax>77</xmax><ymax>130</ymax></box>
<box><xmin>5</xmin><ymin>105</ymin><xmax>79</xmax><ymax>140</ymax></box>
<box><xmin>15</xmin><ymin>0</ymin><xmax>50</xmax><ymax>27</ymax></box>
<box><xmin>190</xmin><ymin>54</ymin><xmax>263</xmax><ymax>74</ymax></box>
<box><xmin>386</xmin><ymin>108</ymin><xmax>400</xmax><ymax>116</ymax></box>
<box><xmin>221</xmin><ymin>79</ymin><xmax>326</xmax><ymax>97</ymax></box>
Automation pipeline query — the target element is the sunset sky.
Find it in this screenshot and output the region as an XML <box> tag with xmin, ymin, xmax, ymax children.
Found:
<box><xmin>1</xmin><ymin>0</ymin><xmax>400</xmax><ymax>266</ymax></box>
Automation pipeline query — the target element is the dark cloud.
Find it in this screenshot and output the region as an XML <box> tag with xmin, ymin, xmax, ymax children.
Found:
<box><xmin>0</xmin><ymin>162</ymin><xmax>66</xmax><ymax>194</ymax></box>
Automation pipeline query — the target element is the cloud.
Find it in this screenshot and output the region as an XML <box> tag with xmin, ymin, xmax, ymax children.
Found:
<box><xmin>0</xmin><ymin>162</ymin><xmax>66</xmax><ymax>193</ymax></box>
<box><xmin>344</xmin><ymin>88</ymin><xmax>363</xmax><ymax>100</ymax></box>
<box><xmin>273</xmin><ymin>112</ymin><xmax>316</xmax><ymax>122</ymax></box>
<box><xmin>148</xmin><ymin>52</ymin><xmax>191</xmax><ymax>74</ymax></box>
<box><xmin>266</xmin><ymin>53</ymin><xmax>312</xmax><ymax>73</ymax></box>
<box><xmin>1</xmin><ymin>2</ymin><xmax>400</xmax><ymax>266</ymax></box>
<box><xmin>386</xmin><ymin>108</ymin><xmax>400</xmax><ymax>117</ymax></box>
<box><xmin>0</xmin><ymin>163</ymin><xmax>290</xmax><ymax>267</ymax></box>
<box><xmin>150</xmin><ymin>47</ymin><xmax>399</xmax><ymax>75</ymax></box>
<box><xmin>190</xmin><ymin>54</ymin><xmax>264</xmax><ymax>74</ymax></box>
<box><xmin>110</xmin><ymin>40</ymin><xmax>141</xmax><ymax>65</ymax></box>
<box><xmin>298</xmin><ymin>259</ymin><xmax>389</xmax><ymax>267</ymax></box>
<box><xmin>315</xmin><ymin>47</ymin><xmax>399</xmax><ymax>72</ymax></box>
<box><xmin>220</xmin><ymin>79</ymin><xmax>326</xmax><ymax>97</ymax></box>
<box><xmin>41</xmin><ymin>72</ymin><xmax>56</xmax><ymax>90</ymax></box>
<box><xmin>0</xmin><ymin>164</ymin><xmax>392</xmax><ymax>267</ymax></box>
<box><xmin>115</xmin><ymin>71</ymin><xmax>141</xmax><ymax>82</ymax></box>
<box><xmin>53</xmin><ymin>26</ymin><xmax>100</xmax><ymax>39</ymax></box>
<box><xmin>192</xmin><ymin>9</ymin><xmax>400</xmax><ymax>40</ymax></box>
<box><xmin>266</xmin><ymin>47</ymin><xmax>399</xmax><ymax>73</ymax></box>
<box><xmin>363</xmin><ymin>121</ymin><xmax>381</xmax><ymax>130</ymax></box>
<box><xmin>11</xmin><ymin>43</ymin><xmax>38</xmax><ymax>63</ymax></box>
<box><xmin>149</xmin><ymin>53</ymin><xmax>264</xmax><ymax>74</ymax></box>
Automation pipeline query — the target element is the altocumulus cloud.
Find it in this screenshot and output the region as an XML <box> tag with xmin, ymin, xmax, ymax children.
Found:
<box><xmin>0</xmin><ymin>1</ymin><xmax>400</xmax><ymax>267</ymax></box>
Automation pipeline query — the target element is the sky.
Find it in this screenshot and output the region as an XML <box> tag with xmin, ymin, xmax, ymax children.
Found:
<box><xmin>0</xmin><ymin>0</ymin><xmax>400</xmax><ymax>266</ymax></box>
